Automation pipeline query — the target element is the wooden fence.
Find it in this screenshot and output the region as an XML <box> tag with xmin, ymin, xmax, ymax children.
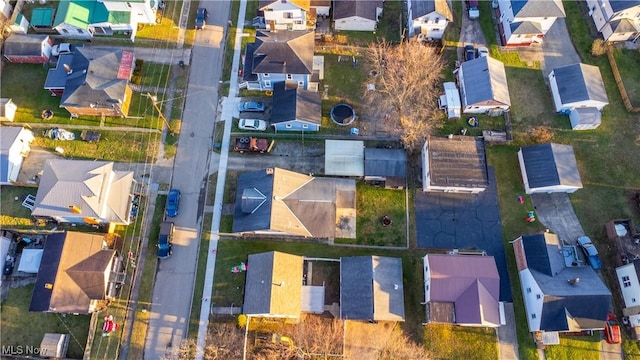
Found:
<box><xmin>606</xmin><ymin>47</ymin><xmax>640</xmax><ymax>112</ymax></box>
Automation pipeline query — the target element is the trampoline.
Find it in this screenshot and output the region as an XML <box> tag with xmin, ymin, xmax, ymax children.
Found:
<box><xmin>330</xmin><ymin>103</ymin><xmax>356</xmax><ymax>126</ymax></box>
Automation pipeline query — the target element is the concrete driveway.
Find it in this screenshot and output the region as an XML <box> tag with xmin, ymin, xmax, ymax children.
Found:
<box><xmin>415</xmin><ymin>167</ymin><xmax>512</xmax><ymax>302</ymax></box>
<box><xmin>530</xmin><ymin>193</ymin><xmax>585</xmax><ymax>243</ymax></box>
<box><xmin>458</xmin><ymin>0</ymin><xmax>487</xmax><ymax>60</ymax></box>
<box><xmin>541</xmin><ymin>18</ymin><xmax>581</xmax><ymax>77</ymax></box>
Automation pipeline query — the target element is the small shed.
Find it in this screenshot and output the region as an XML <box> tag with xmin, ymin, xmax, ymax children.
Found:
<box><xmin>18</xmin><ymin>248</ymin><xmax>44</xmax><ymax>273</ymax></box>
<box><xmin>549</xmin><ymin>63</ymin><xmax>608</xmax><ymax>113</ymax></box>
<box><xmin>364</xmin><ymin>148</ymin><xmax>407</xmax><ymax>189</ymax></box>
<box><xmin>3</xmin><ymin>34</ymin><xmax>52</xmax><ymax>64</ymax></box>
<box><xmin>39</xmin><ymin>333</ymin><xmax>70</xmax><ymax>359</ymax></box>
<box><xmin>517</xmin><ymin>143</ymin><xmax>582</xmax><ymax>194</ymax></box>
<box><xmin>31</xmin><ymin>8</ymin><xmax>55</xmax><ymax>29</ymax></box>
<box><xmin>569</xmin><ymin>107</ymin><xmax>601</xmax><ymax>130</ymax></box>
<box><xmin>438</xmin><ymin>82</ymin><xmax>462</xmax><ymax>119</ymax></box>
<box><xmin>324</xmin><ymin>140</ymin><xmax>364</xmax><ymax>177</ymax></box>
<box><xmin>8</xmin><ymin>13</ymin><xmax>29</xmax><ymax>34</ymax></box>
<box><xmin>0</xmin><ymin>99</ymin><xmax>18</xmax><ymax>122</ymax></box>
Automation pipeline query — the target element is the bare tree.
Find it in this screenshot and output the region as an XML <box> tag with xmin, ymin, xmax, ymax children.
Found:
<box><xmin>291</xmin><ymin>316</ymin><xmax>343</xmax><ymax>357</ymax></box>
<box><xmin>165</xmin><ymin>323</ymin><xmax>244</xmax><ymax>360</ymax></box>
<box><xmin>379</xmin><ymin>327</ymin><xmax>431</xmax><ymax>360</ymax></box>
<box><xmin>363</xmin><ymin>40</ymin><xmax>445</xmax><ymax>152</ymax></box>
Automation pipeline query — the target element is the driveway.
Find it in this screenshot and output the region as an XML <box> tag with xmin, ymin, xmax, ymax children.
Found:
<box><xmin>530</xmin><ymin>193</ymin><xmax>585</xmax><ymax>244</ymax></box>
<box><xmin>415</xmin><ymin>167</ymin><xmax>512</xmax><ymax>302</ymax></box>
<box><xmin>541</xmin><ymin>18</ymin><xmax>581</xmax><ymax>77</ymax></box>
<box><xmin>458</xmin><ymin>1</ymin><xmax>488</xmax><ymax>60</ymax></box>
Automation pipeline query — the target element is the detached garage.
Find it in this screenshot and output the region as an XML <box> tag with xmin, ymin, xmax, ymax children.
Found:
<box><xmin>517</xmin><ymin>143</ymin><xmax>582</xmax><ymax>194</ymax></box>
<box><xmin>325</xmin><ymin>140</ymin><xmax>364</xmax><ymax>177</ymax></box>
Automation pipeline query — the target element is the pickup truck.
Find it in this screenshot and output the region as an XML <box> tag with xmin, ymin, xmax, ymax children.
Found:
<box><xmin>234</xmin><ymin>137</ymin><xmax>269</xmax><ymax>153</ymax></box>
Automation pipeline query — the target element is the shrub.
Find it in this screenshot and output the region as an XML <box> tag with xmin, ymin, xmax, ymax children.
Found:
<box><xmin>591</xmin><ymin>39</ymin><xmax>609</xmax><ymax>56</ymax></box>
<box><xmin>529</xmin><ymin>126</ymin><xmax>554</xmax><ymax>144</ymax></box>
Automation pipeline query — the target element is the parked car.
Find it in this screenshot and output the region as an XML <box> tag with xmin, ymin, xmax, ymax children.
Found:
<box><xmin>157</xmin><ymin>222</ymin><xmax>174</xmax><ymax>259</ymax></box>
<box><xmin>238</xmin><ymin>101</ymin><xmax>266</xmax><ymax>112</ymax></box>
<box><xmin>166</xmin><ymin>189</ymin><xmax>180</xmax><ymax>217</ymax></box>
<box><xmin>604</xmin><ymin>313</ymin><xmax>621</xmax><ymax>344</ymax></box>
<box><xmin>196</xmin><ymin>8</ymin><xmax>208</xmax><ymax>30</ymax></box>
<box><xmin>477</xmin><ymin>46</ymin><xmax>489</xmax><ymax>57</ymax></box>
<box><xmin>577</xmin><ymin>236</ymin><xmax>602</xmax><ymax>270</ymax></box>
<box><xmin>464</xmin><ymin>45</ymin><xmax>477</xmax><ymax>61</ymax></box>
<box><xmin>3</xmin><ymin>255</ymin><xmax>14</xmax><ymax>276</ymax></box>
<box><xmin>238</xmin><ymin>119</ymin><xmax>267</xmax><ymax>131</ymax></box>
<box><xmin>52</xmin><ymin>43</ymin><xmax>72</xmax><ymax>57</ymax></box>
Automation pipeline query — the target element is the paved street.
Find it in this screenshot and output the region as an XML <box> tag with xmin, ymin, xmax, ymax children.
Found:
<box><xmin>143</xmin><ymin>1</ymin><xmax>229</xmax><ymax>358</ymax></box>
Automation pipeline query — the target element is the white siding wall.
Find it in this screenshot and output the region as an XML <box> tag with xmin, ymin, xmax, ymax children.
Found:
<box><xmin>334</xmin><ymin>16</ymin><xmax>377</xmax><ymax>31</ymax></box>
<box><xmin>616</xmin><ymin>264</ymin><xmax>640</xmax><ymax>308</ymax></box>
<box><xmin>519</xmin><ymin>269</ymin><xmax>544</xmax><ymax>332</ymax></box>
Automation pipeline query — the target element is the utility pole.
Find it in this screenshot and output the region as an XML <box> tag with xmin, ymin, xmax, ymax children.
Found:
<box><xmin>145</xmin><ymin>92</ymin><xmax>174</xmax><ymax>133</ymax></box>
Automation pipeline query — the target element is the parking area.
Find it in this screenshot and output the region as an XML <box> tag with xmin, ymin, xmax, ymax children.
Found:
<box><xmin>415</xmin><ymin>167</ymin><xmax>512</xmax><ymax>301</ymax></box>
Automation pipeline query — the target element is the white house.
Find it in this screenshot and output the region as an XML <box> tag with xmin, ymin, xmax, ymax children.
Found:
<box><xmin>0</xmin><ymin>126</ymin><xmax>34</xmax><ymax>185</ymax></box>
<box><xmin>259</xmin><ymin>0</ymin><xmax>314</xmax><ymax>31</ymax></box>
<box><xmin>615</xmin><ymin>260</ymin><xmax>640</xmax><ymax>335</ymax></box>
<box><xmin>457</xmin><ymin>56</ymin><xmax>511</xmax><ymax>115</ymax></box>
<box><xmin>517</xmin><ymin>143</ymin><xmax>582</xmax><ymax>195</ymax></box>
<box><xmin>407</xmin><ymin>0</ymin><xmax>453</xmax><ymax>39</ymax></box>
<box><xmin>586</xmin><ymin>0</ymin><xmax>640</xmax><ymax>42</ymax></box>
<box><xmin>0</xmin><ymin>99</ymin><xmax>18</xmax><ymax>122</ymax></box>
<box><xmin>496</xmin><ymin>0</ymin><xmax>565</xmax><ymax>46</ymax></box>
<box><xmin>422</xmin><ymin>135</ymin><xmax>489</xmax><ymax>194</ymax></box>
<box><xmin>333</xmin><ymin>0</ymin><xmax>383</xmax><ymax>31</ymax></box>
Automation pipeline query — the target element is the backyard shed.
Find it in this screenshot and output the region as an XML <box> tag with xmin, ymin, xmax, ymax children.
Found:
<box><xmin>40</xmin><ymin>333</ymin><xmax>70</xmax><ymax>359</ymax></box>
<box><xmin>568</xmin><ymin>107</ymin><xmax>601</xmax><ymax>130</ymax></box>
<box><xmin>438</xmin><ymin>82</ymin><xmax>461</xmax><ymax>119</ymax></box>
<box><xmin>549</xmin><ymin>63</ymin><xmax>608</xmax><ymax>113</ymax></box>
<box><xmin>3</xmin><ymin>34</ymin><xmax>52</xmax><ymax>64</ymax></box>
<box><xmin>457</xmin><ymin>56</ymin><xmax>510</xmax><ymax>115</ymax></box>
<box><xmin>324</xmin><ymin>140</ymin><xmax>364</xmax><ymax>177</ymax></box>
<box><xmin>517</xmin><ymin>143</ymin><xmax>582</xmax><ymax>194</ymax></box>
<box><xmin>17</xmin><ymin>248</ymin><xmax>44</xmax><ymax>273</ymax></box>
<box><xmin>0</xmin><ymin>99</ymin><xmax>18</xmax><ymax>122</ymax></box>
<box><xmin>364</xmin><ymin>148</ymin><xmax>407</xmax><ymax>189</ymax></box>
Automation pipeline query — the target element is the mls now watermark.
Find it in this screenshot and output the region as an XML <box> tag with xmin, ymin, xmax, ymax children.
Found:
<box><xmin>2</xmin><ymin>345</ymin><xmax>48</xmax><ymax>356</ymax></box>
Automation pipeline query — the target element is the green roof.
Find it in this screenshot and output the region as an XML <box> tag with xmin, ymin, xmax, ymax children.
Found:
<box><xmin>53</xmin><ymin>0</ymin><xmax>95</xmax><ymax>28</ymax></box>
<box><xmin>91</xmin><ymin>2</ymin><xmax>131</xmax><ymax>25</ymax></box>
<box><xmin>31</xmin><ymin>8</ymin><xmax>54</xmax><ymax>27</ymax></box>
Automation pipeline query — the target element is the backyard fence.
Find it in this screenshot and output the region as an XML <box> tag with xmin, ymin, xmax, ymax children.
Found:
<box><xmin>606</xmin><ymin>47</ymin><xmax>640</xmax><ymax>112</ymax></box>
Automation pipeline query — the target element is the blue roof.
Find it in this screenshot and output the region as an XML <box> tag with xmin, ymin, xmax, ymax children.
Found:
<box><xmin>340</xmin><ymin>256</ymin><xmax>374</xmax><ymax>320</ymax></box>
<box><xmin>520</xmin><ymin>143</ymin><xmax>581</xmax><ymax>189</ymax></box>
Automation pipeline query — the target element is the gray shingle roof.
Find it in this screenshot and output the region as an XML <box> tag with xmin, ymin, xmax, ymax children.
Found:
<box><xmin>510</xmin><ymin>0</ymin><xmax>565</xmax><ymax>17</ymax></box>
<box><xmin>552</xmin><ymin>63</ymin><xmax>608</xmax><ymax>106</ymax></box>
<box><xmin>364</xmin><ymin>148</ymin><xmax>407</xmax><ymax>179</ymax></box>
<box><xmin>459</xmin><ymin>56</ymin><xmax>511</xmax><ymax>107</ymax></box>
<box><xmin>426</xmin><ymin>135</ymin><xmax>488</xmax><ymax>188</ymax></box>
<box><xmin>248</xmin><ymin>31</ymin><xmax>314</xmax><ymax>76</ymax></box>
<box><xmin>520</xmin><ymin>143</ymin><xmax>582</xmax><ymax>189</ymax></box>
<box><xmin>410</xmin><ymin>0</ymin><xmax>453</xmax><ymax>20</ymax></box>
<box><xmin>610</xmin><ymin>0</ymin><xmax>640</xmax><ymax>12</ymax></box>
<box><xmin>510</xmin><ymin>20</ymin><xmax>542</xmax><ymax>34</ymax></box>
<box><xmin>3</xmin><ymin>34</ymin><xmax>49</xmax><ymax>56</ymax></box>
<box><xmin>271</xmin><ymin>81</ymin><xmax>321</xmax><ymax>124</ymax></box>
<box><xmin>333</xmin><ymin>0</ymin><xmax>382</xmax><ymax>21</ymax></box>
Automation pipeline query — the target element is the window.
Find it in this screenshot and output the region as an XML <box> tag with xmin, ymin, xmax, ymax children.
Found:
<box><xmin>285</xmin><ymin>124</ymin><xmax>293</xmax><ymax>129</ymax></box>
<box><xmin>264</xmin><ymin>80</ymin><xmax>271</xmax><ymax>88</ymax></box>
<box><xmin>62</xmin><ymin>29</ymin><xmax>69</xmax><ymax>33</ymax></box>
<box><xmin>298</xmin><ymin>81</ymin><xmax>304</xmax><ymax>87</ymax></box>
<box><xmin>426</xmin><ymin>285</ymin><xmax>429</xmax><ymax>290</ymax></box>
<box><xmin>286</xmin><ymin>74</ymin><xmax>293</xmax><ymax>80</ymax></box>
<box><xmin>284</xmin><ymin>12</ymin><xmax>293</xmax><ymax>19</ymax></box>
<box><xmin>526</xmin><ymin>288</ymin><xmax>532</xmax><ymax>293</ymax></box>
<box><xmin>302</xmin><ymin>124</ymin><xmax>309</xmax><ymax>129</ymax></box>
<box><xmin>536</xmin><ymin>294</ymin><xmax>541</xmax><ymax>299</ymax></box>
<box><xmin>633</xmin><ymin>298</ymin><xmax>637</xmax><ymax>303</ymax></box>
<box><xmin>623</xmin><ymin>275</ymin><xmax>632</xmax><ymax>287</ymax></box>
<box><xmin>77</xmin><ymin>29</ymin><xmax>83</xmax><ymax>34</ymax></box>
<box><xmin>263</xmin><ymin>73</ymin><xmax>270</xmax><ymax>77</ymax></box>
<box><xmin>531</xmin><ymin>314</ymin><xmax>537</xmax><ymax>319</ymax></box>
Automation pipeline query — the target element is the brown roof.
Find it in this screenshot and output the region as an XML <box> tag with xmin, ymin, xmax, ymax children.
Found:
<box><xmin>427</xmin><ymin>135</ymin><xmax>488</xmax><ymax>188</ymax></box>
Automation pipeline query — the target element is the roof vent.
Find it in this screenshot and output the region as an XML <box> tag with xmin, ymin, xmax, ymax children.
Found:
<box><xmin>567</xmin><ymin>278</ymin><xmax>580</xmax><ymax>285</ymax></box>
<box><xmin>266</xmin><ymin>168</ymin><xmax>274</xmax><ymax>175</ymax></box>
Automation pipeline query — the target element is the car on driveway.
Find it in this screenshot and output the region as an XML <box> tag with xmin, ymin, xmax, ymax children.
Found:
<box><xmin>157</xmin><ymin>222</ymin><xmax>174</xmax><ymax>259</ymax></box>
<box><xmin>166</xmin><ymin>189</ymin><xmax>180</xmax><ymax>217</ymax></box>
<box><xmin>195</xmin><ymin>8</ymin><xmax>208</xmax><ymax>30</ymax></box>
<box><xmin>238</xmin><ymin>119</ymin><xmax>267</xmax><ymax>131</ymax></box>
<box><xmin>477</xmin><ymin>46</ymin><xmax>489</xmax><ymax>57</ymax></box>
<box><xmin>52</xmin><ymin>43</ymin><xmax>72</xmax><ymax>57</ymax></box>
<box><xmin>464</xmin><ymin>45</ymin><xmax>477</xmax><ymax>61</ymax></box>
<box><xmin>238</xmin><ymin>101</ymin><xmax>266</xmax><ymax>112</ymax></box>
<box><xmin>604</xmin><ymin>313</ymin><xmax>621</xmax><ymax>344</ymax></box>
<box><xmin>577</xmin><ymin>236</ymin><xmax>602</xmax><ymax>270</ymax></box>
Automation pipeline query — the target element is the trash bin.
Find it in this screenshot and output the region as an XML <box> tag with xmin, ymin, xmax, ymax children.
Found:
<box><xmin>350</xmin><ymin>128</ymin><xmax>359</xmax><ymax>135</ymax></box>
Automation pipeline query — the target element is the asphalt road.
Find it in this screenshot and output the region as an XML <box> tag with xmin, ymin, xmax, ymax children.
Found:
<box><xmin>143</xmin><ymin>1</ymin><xmax>229</xmax><ymax>358</ymax></box>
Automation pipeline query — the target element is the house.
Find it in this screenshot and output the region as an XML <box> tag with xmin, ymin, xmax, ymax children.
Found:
<box><xmin>421</xmin><ymin>135</ymin><xmax>488</xmax><ymax>194</ymax></box>
<box><xmin>259</xmin><ymin>0</ymin><xmax>315</xmax><ymax>31</ymax></box>
<box><xmin>333</xmin><ymin>0</ymin><xmax>383</xmax><ymax>31</ymax></box>
<box><xmin>615</xmin><ymin>260</ymin><xmax>640</xmax><ymax>339</ymax></box>
<box><xmin>340</xmin><ymin>256</ymin><xmax>405</xmax><ymax>322</ymax></box>
<box><xmin>271</xmin><ymin>81</ymin><xmax>321</xmax><ymax>132</ymax></box>
<box><xmin>423</xmin><ymin>254</ymin><xmax>504</xmax><ymax>327</ymax></box>
<box><xmin>29</xmin><ymin>231</ymin><xmax>125</xmax><ymax>313</ymax></box>
<box><xmin>324</xmin><ymin>140</ymin><xmax>364</xmax><ymax>177</ymax></box>
<box><xmin>53</xmin><ymin>0</ymin><xmax>158</xmax><ymax>41</ymax></box>
<box><xmin>44</xmin><ymin>47</ymin><xmax>134</xmax><ymax>117</ymax></box>
<box><xmin>517</xmin><ymin>143</ymin><xmax>582</xmax><ymax>195</ymax></box>
<box><xmin>496</xmin><ymin>0</ymin><xmax>565</xmax><ymax>46</ymax></box>
<box><xmin>0</xmin><ymin>126</ymin><xmax>34</xmax><ymax>185</ymax></box>
<box><xmin>243</xmin><ymin>251</ymin><xmax>305</xmax><ymax>318</ymax></box>
<box><xmin>0</xmin><ymin>99</ymin><xmax>18</xmax><ymax>122</ymax></box>
<box><xmin>2</xmin><ymin>34</ymin><xmax>52</xmax><ymax>64</ymax></box>
<box><xmin>407</xmin><ymin>0</ymin><xmax>453</xmax><ymax>39</ymax></box>
<box><xmin>456</xmin><ymin>56</ymin><xmax>511</xmax><ymax>114</ymax></box>
<box><xmin>512</xmin><ymin>232</ymin><xmax>611</xmax><ymax>344</ymax></box>
<box><xmin>233</xmin><ymin>167</ymin><xmax>357</xmax><ymax>239</ymax></box>
<box><xmin>364</xmin><ymin>148</ymin><xmax>407</xmax><ymax>189</ymax></box>
<box><xmin>31</xmin><ymin>159</ymin><xmax>136</xmax><ymax>225</ymax></box>
<box><xmin>586</xmin><ymin>0</ymin><xmax>640</xmax><ymax>42</ymax></box>
<box><xmin>549</xmin><ymin>63</ymin><xmax>608</xmax><ymax>130</ymax></box>
<box><xmin>242</xmin><ymin>30</ymin><xmax>315</xmax><ymax>91</ymax></box>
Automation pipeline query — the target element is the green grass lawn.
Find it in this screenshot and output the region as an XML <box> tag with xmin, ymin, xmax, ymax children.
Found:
<box><xmin>1</xmin><ymin>285</ymin><xmax>90</xmax><ymax>359</ymax></box>
<box><xmin>136</xmin><ymin>0</ymin><xmax>197</xmax><ymax>47</ymax></box>
<box><xmin>139</xmin><ymin>62</ymin><xmax>172</xmax><ymax>88</ymax></box>
<box><xmin>0</xmin><ymin>186</ymin><xmax>38</xmax><ymax>228</ymax></box>
<box><xmin>423</xmin><ymin>323</ymin><xmax>498</xmax><ymax>360</ymax></box>
<box><xmin>544</xmin><ymin>334</ymin><xmax>601</xmax><ymax>360</ymax></box>
<box><xmin>612</xmin><ymin>48</ymin><xmax>640</xmax><ymax>107</ymax></box>
<box><xmin>188</xmin><ymin>212</ymin><xmax>212</xmax><ymax>338</ymax></box>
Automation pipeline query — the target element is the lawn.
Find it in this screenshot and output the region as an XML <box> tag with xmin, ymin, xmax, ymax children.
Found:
<box><xmin>612</xmin><ymin>48</ymin><xmax>640</xmax><ymax>108</ymax></box>
<box><xmin>0</xmin><ymin>186</ymin><xmax>38</xmax><ymax>228</ymax></box>
<box><xmin>188</xmin><ymin>212</ymin><xmax>212</xmax><ymax>338</ymax></box>
<box><xmin>544</xmin><ymin>334</ymin><xmax>601</xmax><ymax>360</ymax></box>
<box><xmin>139</xmin><ymin>62</ymin><xmax>172</xmax><ymax>88</ymax></box>
<box><xmin>136</xmin><ymin>0</ymin><xmax>197</xmax><ymax>47</ymax></box>
<box><xmin>423</xmin><ymin>323</ymin><xmax>498</xmax><ymax>360</ymax></box>
<box><xmin>1</xmin><ymin>285</ymin><xmax>90</xmax><ymax>359</ymax></box>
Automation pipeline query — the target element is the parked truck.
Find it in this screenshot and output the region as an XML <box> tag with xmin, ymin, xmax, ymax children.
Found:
<box><xmin>234</xmin><ymin>137</ymin><xmax>270</xmax><ymax>153</ymax></box>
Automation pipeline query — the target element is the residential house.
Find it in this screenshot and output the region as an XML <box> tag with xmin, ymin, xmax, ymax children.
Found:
<box><xmin>29</xmin><ymin>231</ymin><xmax>125</xmax><ymax>313</ymax></box>
<box><xmin>31</xmin><ymin>159</ymin><xmax>136</xmax><ymax>225</ymax></box>
<box><xmin>517</xmin><ymin>143</ymin><xmax>582</xmax><ymax>195</ymax></box>
<box><xmin>586</xmin><ymin>0</ymin><xmax>640</xmax><ymax>42</ymax></box>
<box><xmin>53</xmin><ymin>0</ymin><xmax>158</xmax><ymax>41</ymax></box>
<box><xmin>271</xmin><ymin>81</ymin><xmax>321</xmax><ymax>132</ymax></box>
<box><xmin>259</xmin><ymin>0</ymin><xmax>315</xmax><ymax>31</ymax></box>
<box><xmin>456</xmin><ymin>56</ymin><xmax>511</xmax><ymax>115</ymax></box>
<box><xmin>0</xmin><ymin>99</ymin><xmax>18</xmax><ymax>122</ymax></box>
<box><xmin>423</xmin><ymin>254</ymin><xmax>504</xmax><ymax>327</ymax></box>
<box><xmin>407</xmin><ymin>0</ymin><xmax>453</xmax><ymax>39</ymax></box>
<box><xmin>44</xmin><ymin>47</ymin><xmax>134</xmax><ymax>117</ymax></box>
<box><xmin>615</xmin><ymin>259</ymin><xmax>640</xmax><ymax>339</ymax></box>
<box><xmin>242</xmin><ymin>30</ymin><xmax>315</xmax><ymax>91</ymax></box>
<box><xmin>421</xmin><ymin>135</ymin><xmax>489</xmax><ymax>194</ymax></box>
<box><xmin>0</xmin><ymin>126</ymin><xmax>34</xmax><ymax>185</ymax></box>
<box><xmin>324</xmin><ymin>140</ymin><xmax>365</xmax><ymax>177</ymax></box>
<box><xmin>340</xmin><ymin>256</ymin><xmax>405</xmax><ymax>322</ymax></box>
<box><xmin>496</xmin><ymin>0</ymin><xmax>565</xmax><ymax>46</ymax></box>
<box><xmin>333</xmin><ymin>0</ymin><xmax>383</xmax><ymax>31</ymax></box>
<box><xmin>364</xmin><ymin>148</ymin><xmax>407</xmax><ymax>189</ymax></box>
<box><xmin>512</xmin><ymin>232</ymin><xmax>611</xmax><ymax>345</ymax></box>
<box><xmin>549</xmin><ymin>63</ymin><xmax>608</xmax><ymax>130</ymax></box>
<box><xmin>233</xmin><ymin>167</ymin><xmax>357</xmax><ymax>239</ymax></box>
<box><xmin>3</xmin><ymin>34</ymin><xmax>52</xmax><ymax>64</ymax></box>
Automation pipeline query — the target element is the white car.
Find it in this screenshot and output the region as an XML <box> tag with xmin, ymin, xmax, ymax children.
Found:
<box><xmin>238</xmin><ymin>119</ymin><xmax>267</xmax><ymax>131</ymax></box>
<box><xmin>477</xmin><ymin>46</ymin><xmax>489</xmax><ymax>57</ymax></box>
<box><xmin>52</xmin><ymin>43</ymin><xmax>72</xmax><ymax>57</ymax></box>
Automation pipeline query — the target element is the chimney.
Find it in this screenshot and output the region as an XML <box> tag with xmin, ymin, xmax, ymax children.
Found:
<box><xmin>63</xmin><ymin>64</ymin><xmax>73</xmax><ymax>75</ymax></box>
<box><xmin>266</xmin><ymin>168</ymin><xmax>274</xmax><ymax>175</ymax></box>
<box><xmin>567</xmin><ymin>278</ymin><xmax>580</xmax><ymax>285</ymax></box>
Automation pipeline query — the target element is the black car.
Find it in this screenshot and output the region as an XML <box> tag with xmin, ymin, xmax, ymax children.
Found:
<box><xmin>196</xmin><ymin>8</ymin><xmax>208</xmax><ymax>30</ymax></box>
<box><xmin>3</xmin><ymin>256</ymin><xmax>14</xmax><ymax>276</ymax></box>
<box><xmin>464</xmin><ymin>45</ymin><xmax>477</xmax><ymax>61</ymax></box>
